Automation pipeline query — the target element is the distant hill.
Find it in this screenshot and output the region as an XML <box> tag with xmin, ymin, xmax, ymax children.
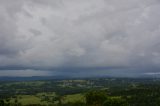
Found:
<box><xmin>0</xmin><ymin>76</ymin><xmax>70</xmax><ymax>81</ymax></box>
<box><xmin>0</xmin><ymin>74</ymin><xmax>159</xmax><ymax>81</ymax></box>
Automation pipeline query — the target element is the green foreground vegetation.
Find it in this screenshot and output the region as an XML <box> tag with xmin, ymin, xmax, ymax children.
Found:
<box><xmin>1</xmin><ymin>78</ymin><xmax>160</xmax><ymax>106</ymax></box>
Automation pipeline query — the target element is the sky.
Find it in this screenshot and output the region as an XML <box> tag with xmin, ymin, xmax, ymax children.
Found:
<box><xmin>0</xmin><ymin>0</ymin><xmax>160</xmax><ymax>77</ymax></box>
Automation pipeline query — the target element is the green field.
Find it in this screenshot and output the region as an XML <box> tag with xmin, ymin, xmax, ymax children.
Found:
<box><xmin>8</xmin><ymin>93</ymin><xmax>85</xmax><ymax>105</ymax></box>
<box><xmin>10</xmin><ymin>95</ymin><xmax>48</xmax><ymax>105</ymax></box>
<box><xmin>1</xmin><ymin>78</ymin><xmax>160</xmax><ymax>106</ymax></box>
<box><xmin>63</xmin><ymin>94</ymin><xmax>85</xmax><ymax>103</ymax></box>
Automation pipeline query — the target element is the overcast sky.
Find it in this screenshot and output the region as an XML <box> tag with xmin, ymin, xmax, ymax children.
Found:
<box><xmin>0</xmin><ymin>0</ymin><xmax>160</xmax><ymax>77</ymax></box>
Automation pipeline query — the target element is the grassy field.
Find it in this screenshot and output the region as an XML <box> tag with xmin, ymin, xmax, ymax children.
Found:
<box><xmin>8</xmin><ymin>93</ymin><xmax>85</xmax><ymax>105</ymax></box>
<box><xmin>10</xmin><ymin>95</ymin><xmax>48</xmax><ymax>105</ymax></box>
<box><xmin>63</xmin><ymin>94</ymin><xmax>85</xmax><ymax>103</ymax></box>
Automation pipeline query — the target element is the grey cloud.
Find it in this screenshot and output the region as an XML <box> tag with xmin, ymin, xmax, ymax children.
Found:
<box><xmin>0</xmin><ymin>0</ymin><xmax>160</xmax><ymax>76</ymax></box>
<box><xmin>29</xmin><ymin>28</ymin><xmax>42</xmax><ymax>36</ymax></box>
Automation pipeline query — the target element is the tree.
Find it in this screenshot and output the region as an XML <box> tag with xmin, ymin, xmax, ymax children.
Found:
<box><xmin>86</xmin><ymin>90</ymin><xmax>107</xmax><ymax>106</ymax></box>
<box><xmin>0</xmin><ymin>100</ymin><xmax>4</xmax><ymax>106</ymax></box>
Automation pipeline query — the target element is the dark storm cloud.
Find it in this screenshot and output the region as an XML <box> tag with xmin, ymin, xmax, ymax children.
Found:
<box><xmin>0</xmin><ymin>0</ymin><xmax>160</xmax><ymax>76</ymax></box>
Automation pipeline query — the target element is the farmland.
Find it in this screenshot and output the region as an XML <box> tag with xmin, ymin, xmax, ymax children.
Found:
<box><xmin>0</xmin><ymin>78</ymin><xmax>160</xmax><ymax>106</ymax></box>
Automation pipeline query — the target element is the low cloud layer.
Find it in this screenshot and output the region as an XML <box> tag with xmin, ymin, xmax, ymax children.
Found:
<box><xmin>0</xmin><ymin>0</ymin><xmax>160</xmax><ymax>76</ymax></box>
